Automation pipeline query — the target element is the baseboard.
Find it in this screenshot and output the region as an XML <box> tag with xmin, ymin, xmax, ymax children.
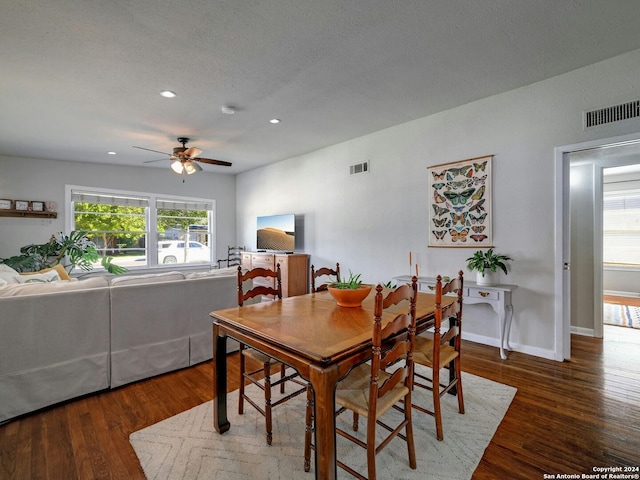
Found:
<box><xmin>604</xmin><ymin>290</ymin><xmax>640</xmax><ymax>298</ymax></box>
<box><xmin>571</xmin><ymin>326</ymin><xmax>595</xmax><ymax>337</ymax></box>
<box><xmin>462</xmin><ymin>332</ymin><xmax>557</xmax><ymax>361</ymax></box>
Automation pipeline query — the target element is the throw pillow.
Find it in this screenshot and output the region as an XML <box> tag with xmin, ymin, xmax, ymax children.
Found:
<box><xmin>19</xmin><ymin>264</ymin><xmax>72</xmax><ymax>281</ymax></box>
<box><xmin>17</xmin><ymin>269</ymin><xmax>61</xmax><ymax>284</ymax></box>
<box><xmin>0</xmin><ymin>264</ymin><xmax>20</xmax><ymax>284</ymax></box>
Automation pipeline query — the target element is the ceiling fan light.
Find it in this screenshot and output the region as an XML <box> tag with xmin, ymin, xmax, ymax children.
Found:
<box><xmin>171</xmin><ymin>160</ymin><xmax>184</xmax><ymax>174</ymax></box>
<box><xmin>184</xmin><ymin>160</ymin><xmax>202</xmax><ymax>174</ymax></box>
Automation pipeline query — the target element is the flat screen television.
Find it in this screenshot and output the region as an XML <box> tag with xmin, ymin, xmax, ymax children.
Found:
<box><xmin>256</xmin><ymin>214</ymin><xmax>295</xmax><ymax>252</ymax></box>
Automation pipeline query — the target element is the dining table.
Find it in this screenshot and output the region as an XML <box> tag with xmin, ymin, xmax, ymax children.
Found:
<box><xmin>210</xmin><ymin>287</ymin><xmax>450</xmax><ymax>480</ymax></box>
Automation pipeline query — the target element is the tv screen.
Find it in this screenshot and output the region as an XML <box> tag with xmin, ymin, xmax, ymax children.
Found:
<box><xmin>257</xmin><ymin>214</ymin><xmax>295</xmax><ymax>252</ymax></box>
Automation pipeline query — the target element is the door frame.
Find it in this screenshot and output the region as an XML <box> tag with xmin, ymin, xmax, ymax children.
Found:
<box><xmin>555</xmin><ymin>132</ymin><xmax>640</xmax><ymax>360</ymax></box>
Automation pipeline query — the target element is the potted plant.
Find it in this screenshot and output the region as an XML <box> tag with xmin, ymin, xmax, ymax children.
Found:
<box><xmin>0</xmin><ymin>231</ymin><xmax>127</xmax><ymax>276</ymax></box>
<box><xmin>465</xmin><ymin>248</ymin><xmax>512</xmax><ymax>286</ymax></box>
<box><xmin>327</xmin><ymin>270</ymin><xmax>373</xmax><ymax>307</ymax></box>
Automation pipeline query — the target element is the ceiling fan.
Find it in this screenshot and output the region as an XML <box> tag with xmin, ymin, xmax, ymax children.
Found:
<box><xmin>133</xmin><ymin>137</ymin><xmax>232</xmax><ymax>175</ymax></box>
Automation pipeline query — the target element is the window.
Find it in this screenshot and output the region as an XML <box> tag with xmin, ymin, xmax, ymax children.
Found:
<box><xmin>603</xmin><ymin>188</ymin><xmax>640</xmax><ymax>267</ymax></box>
<box><xmin>67</xmin><ymin>186</ymin><xmax>215</xmax><ymax>269</ymax></box>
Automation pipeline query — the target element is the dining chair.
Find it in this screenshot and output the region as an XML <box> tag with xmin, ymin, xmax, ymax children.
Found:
<box><xmin>412</xmin><ymin>271</ymin><xmax>464</xmax><ymax>441</ymax></box>
<box><xmin>304</xmin><ymin>278</ymin><xmax>418</xmax><ymax>479</ymax></box>
<box><xmin>236</xmin><ymin>265</ymin><xmax>307</xmax><ymax>445</ymax></box>
<box><xmin>310</xmin><ymin>262</ymin><xmax>340</xmax><ymax>292</ymax></box>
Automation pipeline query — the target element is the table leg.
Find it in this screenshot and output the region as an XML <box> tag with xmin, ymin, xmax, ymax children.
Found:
<box><xmin>504</xmin><ymin>305</ymin><xmax>514</xmax><ymax>353</ymax></box>
<box><xmin>212</xmin><ymin>324</ymin><xmax>230</xmax><ymax>434</ymax></box>
<box><xmin>310</xmin><ymin>363</ymin><xmax>338</xmax><ymax>480</ymax></box>
<box><xmin>496</xmin><ymin>306</ymin><xmax>508</xmax><ymax>360</ymax></box>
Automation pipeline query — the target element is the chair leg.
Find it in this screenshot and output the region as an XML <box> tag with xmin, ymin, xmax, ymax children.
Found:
<box><xmin>405</xmin><ymin>393</ymin><xmax>417</xmax><ymax>470</ymax></box>
<box><xmin>280</xmin><ymin>363</ymin><xmax>286</xmax><ymax>394</ymax></box>
<box><xmin>263</xmin><ymin>361</ymin><xmax>274</xmax><ymax>445</ymax></box>
<box><xmin>303</xmin><ymin>385</ymin><xmax>313</xmax><ymax>472</ymax></box>
<box><xmin>432</xmin><ymin>366</ymin><xmax>443</xmax><ymax>441</ymax></box>
<box><xmin>366</xmin><ymin>416</ymin><xmax>377</xmax><ymax>480</ymax></box>
<box><xmin>352</xmin><ymin>412</ymin><xmax>359</xmax><ymax>432</ymax></box>
<box><xmin>238</xmin><ymin>346</ymin><xmax>246</xmax><ymax>415</ymax></box>
<box><xmin>455</xmin><ymin>358</ymin><xmax>465</xmax><ymax>414</ymax></box>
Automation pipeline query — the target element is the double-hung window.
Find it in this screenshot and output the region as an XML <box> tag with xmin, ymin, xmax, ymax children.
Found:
<box><xmin>603</xmin><ymin>188</ymin><xmax>640</xmax><ymax>268</ymax></box>
<box><xmin>67</xmin><ymin>186</ymin><xmax>215</xmax><ymax>269</ymax></box>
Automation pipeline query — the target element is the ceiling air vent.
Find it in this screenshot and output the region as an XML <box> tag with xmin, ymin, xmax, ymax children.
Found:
<box><xmin>350</xmin><ymin>161</ymin><xmax>369</xmax><ymax>175</ymax></box>
<box><xmin>584</xmin><ymin>99</ymin><xmax>640</xmax><ymax>128</ymax></box>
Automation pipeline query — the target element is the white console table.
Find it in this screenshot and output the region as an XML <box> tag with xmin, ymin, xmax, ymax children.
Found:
<box><xmin>393</xmin><ymin>275</ymin><xmax>517</xmax><ymax>359</ymax></box>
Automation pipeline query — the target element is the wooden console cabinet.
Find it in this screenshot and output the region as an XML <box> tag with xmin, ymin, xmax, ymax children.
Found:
<box><xmin>241</xmin><ymin>252</ymin><xmax>309</xmax><ymax>297</ymax></box>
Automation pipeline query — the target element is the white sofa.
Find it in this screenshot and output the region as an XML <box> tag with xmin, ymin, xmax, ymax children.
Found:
<box><xmin>0</xmin><ymin>267</ymin><xmax>239</xmax><ymax>423</ymax></box>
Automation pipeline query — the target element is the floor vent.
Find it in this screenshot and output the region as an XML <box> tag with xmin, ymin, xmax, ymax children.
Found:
<box><xmin>350</xmin><ymin>161</ymin><xmax>369</xmax><ymax>175</ymax></box>
<box><xmin>584</xmin><ymin>99</ymin><xmax>640</xmax><ymax>128</ymax></box>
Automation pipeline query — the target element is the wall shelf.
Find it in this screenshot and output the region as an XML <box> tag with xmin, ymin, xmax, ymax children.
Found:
<box><xmin>0</xmin><ymin>210</ymin><xmax>57</xmax><ymax>219</ymax></box>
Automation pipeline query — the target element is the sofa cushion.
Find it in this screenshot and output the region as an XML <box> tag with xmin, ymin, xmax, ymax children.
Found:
<box><xmin>109</xmin><ymin>271</ymin><xmax>185</xmax><ymax>287</ymax></box>
<box><xmin>184</xmin><ymin>267</ymin><xmax>237</xmax><ymax>279</ymax></box>
<box><xmin>0</xmin><ymin>276</ymin><xmax>109</xmax><ymax>297</ymax></box>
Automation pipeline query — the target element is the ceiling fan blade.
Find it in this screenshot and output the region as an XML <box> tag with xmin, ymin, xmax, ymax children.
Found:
<box><xmin>183</xmin><ymin>147</ymin><xmax>203</xmax><ymax>158</ymax></box>
<box><xmin>143</xmin><ymin>157</ymin><xmax>169</xmax><ymax>164</ymax></box>
<box><xmin>194</xmin><ymin>157</ymin><xmax>233</xmax><ymax>167</ymax></box>
<box><xmin>133</xmin><ymin>146</ymin><xmax>171</xmax><ymax>156</ymax></box>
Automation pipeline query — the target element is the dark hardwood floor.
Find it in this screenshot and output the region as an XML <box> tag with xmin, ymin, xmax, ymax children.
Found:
<box><xmin>1</xmin><ymin>327</ymin><xmax>639</xmax><ymax>479</ymax></box>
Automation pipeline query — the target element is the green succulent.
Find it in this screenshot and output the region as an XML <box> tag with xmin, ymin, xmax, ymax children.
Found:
<box><xmin>328</xmin><ymin>270</ymin><xmax>363</xmax><ymax>289</ymax></box>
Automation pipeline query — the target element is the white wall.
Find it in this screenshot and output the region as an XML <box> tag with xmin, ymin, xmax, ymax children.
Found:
<box><xmin>236</xmin><ymin>48</ymin><xmax>640</xmax><ymax>360</ymax></box>
<box><xmin>0</xmin><ymin>157</ymin><xmax>237</xmax><ymax>264</ymax></box>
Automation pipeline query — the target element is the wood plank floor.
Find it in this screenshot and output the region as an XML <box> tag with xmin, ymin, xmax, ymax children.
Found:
<box><xmin>1</xmin><ymin>327</ymin><xmax>639</xmax><ymax>479</ymax></box>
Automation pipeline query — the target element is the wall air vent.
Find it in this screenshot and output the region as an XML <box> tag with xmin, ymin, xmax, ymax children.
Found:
<box><xmin>350</xmin><ymin>161</ymin><xmax>369</xmax><ymax>175</ymax></box>
<box><xmin>584</xmin><ymin>99</ymin><xmax>640</xmax><ymax>128</ymax></box>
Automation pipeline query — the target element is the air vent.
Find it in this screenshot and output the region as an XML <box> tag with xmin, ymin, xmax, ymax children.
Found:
<box><xmin>350</xmin><ymin>161</ymin><xmax>369</xmax><ymax>175</ymax></box>
<box><xmin>584</xmin><ymin>99</ymin><xmax>640</xmax><ymax>128</ymax></box>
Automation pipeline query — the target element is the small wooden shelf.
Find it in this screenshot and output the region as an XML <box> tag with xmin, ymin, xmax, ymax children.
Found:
<box><xmin>0</xmin><ymin>210</ymin><xmax>58</xmax><ymax>219</ymax></box>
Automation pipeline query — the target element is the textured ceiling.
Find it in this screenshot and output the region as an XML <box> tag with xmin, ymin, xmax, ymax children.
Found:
<box><xmin>2</xmin><ymin>1</ymin><xmax>640</xmax><ymax>174</ymax></box>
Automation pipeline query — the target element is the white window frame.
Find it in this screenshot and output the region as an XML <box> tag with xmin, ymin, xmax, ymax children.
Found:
<box><xmin>65</xmin><ymin>185</ymin><xmax>216</xmax><ymax>270</ymax></box>
<box><xmin>602</xmin><ymin>185</ymin><xmax>640</xmax><ymax>270</ymax></box>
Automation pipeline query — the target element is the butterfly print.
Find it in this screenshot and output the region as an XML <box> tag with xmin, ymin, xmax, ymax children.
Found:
<box><xmin>471</xmin><ymin>234</ymin><xmax>488</xmax><ymax>242</ymax></box>
<box><xmin>433</xmin><ymin>217</ymin><xmax>450</xmax><ymax>228</ymax></box>
<box><xmin>472</xmin><ymin>225</ymin><xmax>486</xmax><ymax>233</ymax></box>
<box><xmin>432</xmin><ymin>182</ymin><xmax>446</xmax><ymax>190</ymax></box>
<box><xmin>432</xmin><ymin>205</ymin><xmax>449</xmax><ymax>216</ymax></box>
<box><xmin>432</xmin><ymin>230</ymin><xmax>446</xmax><ymax>240</ymax></box>
<box><xmin>447</xmin><ymin>180</ymin><xmax>469</xmax><ymax>190</ymax></box>
<box><xmin>470</xmin><ymin>213</ymin><xmax>487</xmax><ymax>224</ymax></box>
<box><xmin>471</xmin><ymin>185</ymin><xmax>485</xmax><ymax>201</ymax></box>
<box><xmin>447</xmin><ymin>166</ymin><xmax>473</xmax><ymax>178</ymax></box>
<box><xmin>443</xmin><ymin>188</ymin><xmax>475</xmax><ymax>205</ymax></box>
<box><xmin>434</xmin><ymin>191</ymin><xmax>447</xmax><ymax>203</ymax></box>
<box><xmin>474</xmin><ymin>161</ymin><xmax>487</xmax><ymax>172</ymax></box>
<box><xmin>450</xmin><ymin>212</ymin><xmax>467</xmax><ymax>225</ymax></box>
<box><xmin>431</xmin><ymin>171</ymin><xmax>445</xmax><ymax>181</ymax></box>
<box><xmin>472</xmin><ymin>175</ymin><xmax>487</xmax><ymax>186</ymax></box>
<box><xmin>449</xmin><ymin>228</ymin><xmax>469</xmax><ymax>242</ymax></box>
<box><xmin>468</xmin><ymin>199</ymin><xmax>486</xmax><ymax>213</ymax></box>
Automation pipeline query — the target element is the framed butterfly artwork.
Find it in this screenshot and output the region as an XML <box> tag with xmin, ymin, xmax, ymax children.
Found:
<box><xmin>428</xmin><ymin>155</ymin><xmax>493</xmax><ymax>247</ymax></box>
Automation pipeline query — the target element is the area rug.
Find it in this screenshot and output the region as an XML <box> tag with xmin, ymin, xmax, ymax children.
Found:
<box><xmin>130</xmin><ymin>366</ymin><xmax>516</xmax><ymax>480</ymax></box>
<box><xmin>604</xmin><ymin>303</ymin><xmax>640</xmax><ymax>329</ymax></box>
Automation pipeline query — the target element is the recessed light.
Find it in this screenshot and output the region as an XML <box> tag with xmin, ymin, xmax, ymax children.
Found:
<box><xmin>107</xmin><ymin>151</ymin><xmax>117</xmax><ymax>155</ymax></box>
<box><xmin>160</xmin><ymin>90</ymin><xmax>177</xmax><ymax>98</ymax></box>
<box><xmin>221</xmin><ymin>105</ymin><xmax>236</xmax><ymax>115</ymax></box>
<box><xmin>269</xmin><ymin>118</ymin><xmax>281</xmax><ymax>124</ymax></box>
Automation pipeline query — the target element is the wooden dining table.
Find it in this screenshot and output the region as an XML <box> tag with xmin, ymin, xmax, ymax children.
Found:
<box><xmin>210</xmin><ymin>288</ymin><xmax>448</xmax><ymax>480</ymax></box>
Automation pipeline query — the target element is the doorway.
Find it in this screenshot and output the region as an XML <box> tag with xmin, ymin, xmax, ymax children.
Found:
<box><xmin>558</xmin><ymin>136</ymin><xmax>640</xmax><ymax>359</ymax></box>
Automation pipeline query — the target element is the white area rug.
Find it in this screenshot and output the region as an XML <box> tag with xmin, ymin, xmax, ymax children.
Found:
<box><xmin>130</xmin><ymin>366</ymin><xmax>516</xmax><ymax>480</ymax></box>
